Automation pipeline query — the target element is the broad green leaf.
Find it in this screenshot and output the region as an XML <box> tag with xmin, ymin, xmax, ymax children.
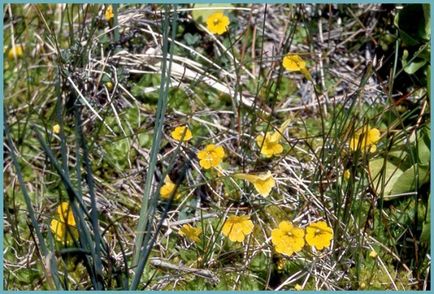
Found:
<box><xmin>420</xmin><ymin>194</ymin><xmax>430</xmax><ymax>243</ymax></box>
<box><xmin>403</xmin><ymin>58</ymin><xmax>428</xmax><ymax>75</ymax></box>
<box><xmin>389</xmin><ymin>164</ymin><xmax>430</xmax><ymax>198</ymax></box>
<box><xmin>417</xmin><ymin>126</ymin><xmax>430</xmax><ymax>166</ymax></box>
<box><xmin>401</xmin><ymin>46</ymin><xmax>430</xmax><ymax>75</ymax></box>
<box><xmin>369</xmin><ymin>158</ymin><xmax>403</xmax><ymax>197</ymax></box>
<box><xmin>422</xmin><ymin>4</ymin><xmax>431</xmax><ymax>41</ymax></box>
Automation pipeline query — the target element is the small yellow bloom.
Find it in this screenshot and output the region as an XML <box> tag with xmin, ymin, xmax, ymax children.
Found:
<box><xmin>234</xmin><ymin>171</ymin><xmax>275</xmax><ymax>197</ymax></box>
<box><xmin>52</xmin><ymin>124</ymin><xmax>60</xmax><ymax>134</ymax></box>
<box><xmin>7</xmin><ymin>45</ymin><xmax>23</xmax><ymax>60</ymax></box>
<box><xmin>256</xmin><ymin>118</ymin><xmax>291</xmax><ymax>158</ymax></box>
<box><xmin>282</xmin><ymin>54</ymin><xmax>312</xmax><ymax>80</ymax></box>
<box><xmin>349</xmin><ymin>126</ymin><xmax>380</xmax><ymax>153</ymax></box>
<box><xmin>256</xmin><ymin>132</ymin><xmax>284</xmax><ymax>158</ymax></box>
<box><xmin>171</xmin><ymin>125</ymin><xmax>192</xmax><ymax>142</ymax></box>
<box><xmin>283</xmin><ymin>54</ymin><xmax>306</xmax><ymax>71</ymax></box>
<box><xmin>271</xmin><ymin>221</ymin><xmax>305</xmax><ymax>257</ymax></box>
<box><xmin>343</xmin><ymin>169</ymin><xmax>351</xmax><ymax>180</ymax></box>
<box><xmin>294</xmin><ymin>284</ymin><xmax>303</xmax><ymax>291</ymax></box>
<box><xmin>206</xmin><ymin>12</ymin><xmax>230</xmax><ymax>35</ymax></box>
<box><xmin>50</xmin><ymin>202</ymin><xmax>78</xmax><ymax>245</ymax></box>
<box><xmin>160</xmin><ymin>175</ymin><xmax>180</xmax><ymax>201</ymax></box>
<box><xmin>369</xmin><ymin>249</ymin><xmax>378</xmax><ymax>258</ymax></box>
<box><xmin>222</xmin><ymin>215</ymin><xmax>254</xmax><ymax>242</ymax></box>
<box><xmin>276</xmin><ymin>258</ymin><xmax>286</xmax><ymax>271</ymax></box>
<box><xmin>305</xmin><ymin>221</ymin><xmax>333</xmax><ymax>250</ymax></box>
<box><xmin>105</xmin><ymin>81</ymin><xmax>113</xmax><ymax>90</ymax></box>
<box><xmin>179</xmin><ymin>224</ymin><xmax>202</xmax><ymax>243</ymax></box>
<box><xmin>197</xmin><ymin>144</ymin><xmax>225</xmax><ymax>169</ymax></box>
<box><xmin>57</xmin><ymin>202</ymin><xmax>76</xmax><ymax>226</ymax></box>
<box><xmin>105</xmin><ymin>5</ymin><xmax>114</xmax><ymax>21</ymax></box>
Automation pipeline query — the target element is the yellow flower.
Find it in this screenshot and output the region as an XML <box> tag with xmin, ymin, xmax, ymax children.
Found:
<box><xmin>283</xmin><ymin>54</ymin><xmax>306</xmax><ymax>71</ymax></box>
<box><xmin>160</xmin><ymin>175</ymin><xmax>180</xmax><ymax>201</ymax></box>
<box><xmin>7</xmin><ymin>45</ymin><xmax>23</xmax><ymax>60</ymax></box>
<box><xmin>256</xmin><ymin>118</ymin><xmax>291</xmax><ymax>158</ymax></box>
<box><xmin>179</xmin><ymin>224</ymin><xmax>202</xmax><ymax>243</ymax></box>
<box><xmin>234</xmin><ymin>171</ymin><xmax>275</xmax><ymax>197</ymax></box>
<box><xmin>294</xmin><ymin>284</ymin><xmax>303</xmax><ymax>291</ymax></box>
<box><xmin>369</xmin><ymin>249</ymin><xmax>378</xmax><ymax>258</ymax></box>
<box><xmin>57</xmin><ymin>202</ymin><xmax>76</xmax><ymax>226</ymax></box>
<box><xmin>271</xmin><ymin>221</ymin><xmax>305</xmax><ymax>257</ymax></box>
<box><xmin>171</xmin><ymin>125</ymin><xmax>192</xmax><ymax>142</ymax></box>
<box><xmin>221</xmin><ymin>215</ymin><xmax>254</xmax><ymax>242</ymax></box>
<box><xmin>206</xmin><ymin>12</ymin><xmax>230</xmax><ymax>35</ymax></box>
<box><xmin>50</xmin><ymin>202</ymin><xmax>78</xmax><ymax>245</ymax></box>
<box><xmin>276</xmin><ymin>258</ymin><xmax>286</xmax><ymax>271</ymax></box>
<box><xmin>197</xmin><ymin>144</ymin><xmax>225</xmax><ymax>169</ymax></box>
<box><xmin>349</xmin><ymin>126</ymin><xmax>380</xmax><ymax>153</ymax></box>
<box><xmin>256</xmin><ymin>132</ymin><xmax>284</xmax><ymax>158</ymax></box>
<box><xmin>52</xmin><ymin>124</ymin><xmax>60</xmax><ymax>134</ymax></box>
<box><xmin>105</xmin><ymin>81</ymin><xmax>113</xmax><ymax>90</ymax></box>
<box><xmin>282</xmin><ymin>54</ymin><xmax>312</xmax><ymax>80</ymax></box>
<box><xmin>343</xmin><ymin>169</ymin><xmax>351</xmax><ymax>180</ymax></box>
<box><xmin>105</xmin><ymin>5</ymin><xmax>114</xmax><ymax>21</ymax></box>
<box><xmin>305</xmin><ymin>221</ymin><xmax>333</xmax><ymax>250</ymax></box>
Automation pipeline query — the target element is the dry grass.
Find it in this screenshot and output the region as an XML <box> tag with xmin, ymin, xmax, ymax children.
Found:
<box><xmin>3</xmin><ymin>3</ymin><xmax>430</xmax><ymax>290</ymax></box>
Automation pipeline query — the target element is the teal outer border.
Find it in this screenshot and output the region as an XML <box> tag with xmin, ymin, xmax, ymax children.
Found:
<box><xmin>1</xmin><ymin>1</ymin><xmax>432</xmax><ymax>292</ymax></box>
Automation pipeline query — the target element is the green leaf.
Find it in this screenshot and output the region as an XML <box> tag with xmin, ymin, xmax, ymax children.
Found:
<box><xmin>420</xmin><ymin>194</ymin><xmax>430</xmax><ymax>243</ymax></box>
<box><xmin>394</xmin><ymin>4</ymin><xmax>431</xmax><ymax>46</ymax></box>
<box><xmin>417</xmin><ymin>126</ymin><xmax>430</xmax><ymax>166</ymax></box>
<box><xmin>369</xmin><ymin>158</ymin><xmax>403</xmax><ymax>197</ymax></box>
<box><xmin>422</xmin><ymin>4</ymin><xmax>431</xmax><ymax>41</ymax></box>
<box><xmin>403</xmin><ymin>58</ymin><xmax>428</xmax><ymax>75</ymax></box>
<box><xmin>389</xmin><ymin>164</ymin><xmax>430</xmax><ymax>198</ymax></box>
<box><xmin>401</xmin><ymin>46</ymin><xmax>430</xmax><ymax>75</ymax></box>
<box><xmin>179</xmin><ymin>248</ymin><xmax>197</xmax><ymax>263</ymax></box>
<box><xmin>183</xmin><ymin>33</ymin><xmax>201</xmax><ymax>46</ymax></box>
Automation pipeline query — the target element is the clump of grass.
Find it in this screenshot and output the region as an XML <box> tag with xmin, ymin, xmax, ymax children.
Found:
<box><xmin>3</xmin><ymin>3</ymin><xmax>430</xmax><ymax>290</ymax></box>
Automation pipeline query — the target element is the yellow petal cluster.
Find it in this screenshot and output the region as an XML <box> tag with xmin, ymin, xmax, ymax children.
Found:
<box><xmin>282</xmin><ymin>54</ymin><xmax>312</xmax><ymax>80</ymax></box>
<box><xmin>343</xmin><ymin>169</ymin><xmax>351</xmax><ymax>180</ymax></box>
<box><xmin>160</xmin><ymin>175</ymin><xmax>180</xmax><ymax>201</ymax></box>
<box><xmin>206</xmin><ymin>12</ymin><xmax>230</xmax><ymax>35</ymax></box>
<box><xmin>179</xmin><ymin>224</ymin><xmax>202</xmax><ymax>243</ymax></box>
<box><xmin>197</xmin><ymin>144</ymin><xmax>225</xmax><ymax>169</ymax></box>
<box><xmin>256</xmin><ymin>132</ymin><xmax>283</xmax><ymax>158</ymax></box>
<box><xmin>50</xmin><ymin>202</ymin><xmax>78</xmax><ymax>245</ymax></box>
<box><xmin>271</xmin><ymin>221</ymin><xmax>305</xmax><ymax>257</ymax></box>
<box><xmin>369</xmin><ymin>249</ymin><xmax>378</xmax><ymax>259</ymax></box>
<box><xmin>105</xmin><ymin>5</ymin><xmax>114</xmax><ymax>21</ymax></box>
<box><xmin>234</xmin><ymin>171</ymin><xmax>275</xmax><ymax>197</ymax></box>
<box><xmin>256</xmin><ymin>118</ymin><xmax>291</xmax><ymax>158</ymax></box>
<box><xmin>221</xmin><ymin>215</ymin><xmax>254</xmax><ymax>242</ymax></box>
<box><xmin>305</xmin><ymin>221</ymin><xmax>333</xmax><ymax>250</ymax></box>
<box><xmin>349</xmin><ymin>126</ymin><xmax>380</xmax><ymax>153</ymax></box>
<box><xmin>171</xmin><ymin>125</ymin><xmax>192</xmax><ymax>142</ymax></box>
<box><xmin>52</xmin><ymin>124</ymin><xmax>60</xmax><ymax>134</ymax></box>
<box><xmin>7</xmin><ymin>45</ymin><xmax>23</xmax><ymax>60</ymax></box>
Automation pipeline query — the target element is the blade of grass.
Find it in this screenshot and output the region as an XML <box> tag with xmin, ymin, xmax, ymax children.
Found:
<box><xmin>31</xmin><ymin>125</ymin><xmax>102</xmax><ymax>289</ymax></box>
<box><xmin>131</xmin><ymin>5</ymin><xmax>174</xmax><ymax>267</ymax></box>
<box><xmin>4</xmin><ymin>112</ymin><xmax>62</xmax><ymax>290</ymax></box>
<box><xmin>131</xmin><ymin>5</ymin><xmax>178</xmax><ymax>288</ymax></box>
<box><xmin>73</xmin><ymin>104</ymin><xmax>105</xmax><ymax>289</ymax></box>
